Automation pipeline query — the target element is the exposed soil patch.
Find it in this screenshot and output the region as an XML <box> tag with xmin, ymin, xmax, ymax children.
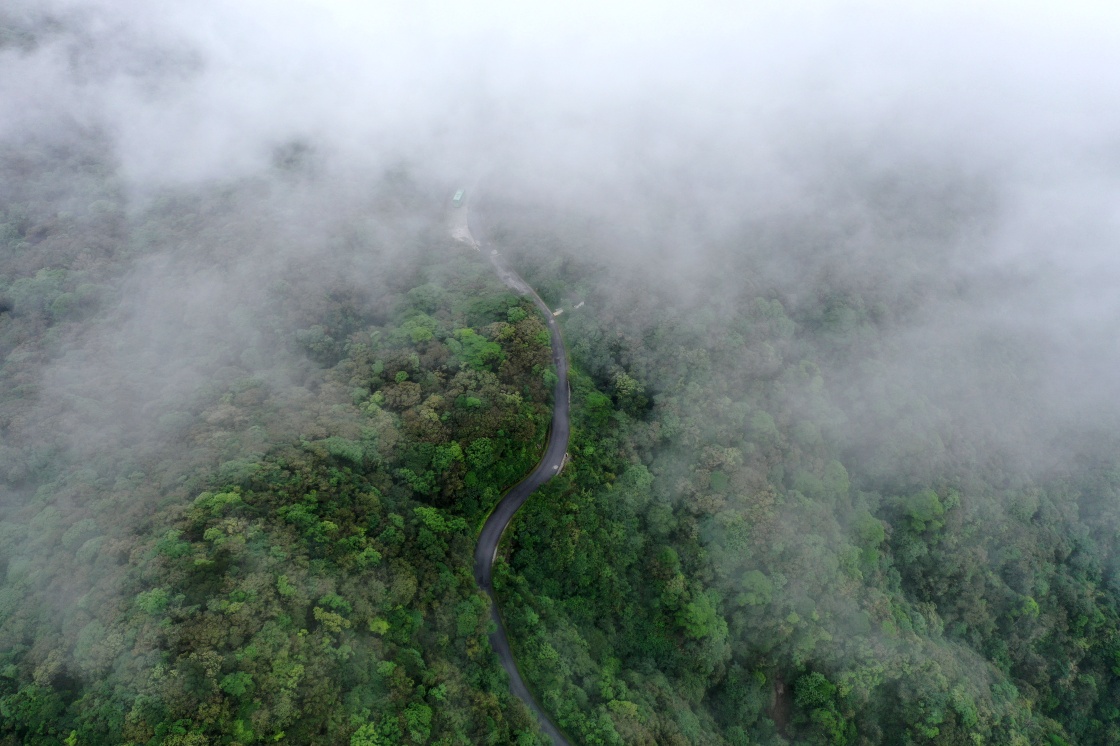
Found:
<box><xmin>771</xmin><ymin>675</ymin><xmax>792</xmax><ymax>736</ymax></box>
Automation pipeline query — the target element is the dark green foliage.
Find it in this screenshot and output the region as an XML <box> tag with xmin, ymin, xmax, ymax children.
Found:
<box><xmin>483</xmin><ymin>197</ymin><xmax>1120</xmax><ymax>746</ymax></box>
<box><xmin>0</xmin><ymin>131</ymin><xmax>555</xmax><ymax>745</ymax></box>
<box><xmin>5</xmin><ymin>124</ymin><xmax>1120</xmax><ymax>746</ymax></box>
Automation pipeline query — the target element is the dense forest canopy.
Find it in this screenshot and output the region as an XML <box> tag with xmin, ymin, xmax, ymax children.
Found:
<box><xmin>4</xmin><ymin>2</ymin><xmax>1120</xmax><ymax>745</ymax></box>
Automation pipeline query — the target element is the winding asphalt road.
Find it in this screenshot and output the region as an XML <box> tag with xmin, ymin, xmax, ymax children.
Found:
<box><xmin>463</xmin><ymin>201</ymin><xmax>573</xmax><ymax>746</ymax></box>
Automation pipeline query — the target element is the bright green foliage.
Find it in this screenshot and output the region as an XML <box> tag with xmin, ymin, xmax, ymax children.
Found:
<box><xmin>5</xmin><ymin>128</ymin><xmax>1120</xmax><ymax>746</ymax></box>
<box><xmin>0</xmin><ymin>157</ymin><xmax>554</xmax><ymax>745</ymax></box>
<box><xmin>135</xmin><ymin>587</ymin><xmax>170</xmax><ymax>615</ymax></box>
<box><xmin>218</xmin><ymin>672</ymin><xmax>253</xmax><ymax>698</ymax></box>
<box><xmin>898</xmin><ymin>489</ymin><xmax>946</xmax><ymax>532</ymax></box>
<box><xmin>403</xmin><ymin>702</ymin><xmax>433</xmax><ymax>742</ymax></box>
<box><xmin>318</xmin><ymin>436</ymin><xmax>365</xmax><ymax>463</ymax></box>
<box><xmin>795</xmin><ymin>672</ymin><xmax>836</xmax><ymax>709</ymax></box>
<box><xmin>454</xmin><ymin>327</ymin><xmax>504</xmax><ymax>370</ymax></box>
<box><xmin>738</xmin><ymin>571</ymin><xmax>773</xmax><ymax>607</ymax></box>
<box><xmin>485</xmin><ymin>210</ymin><xmax>1120</xmax><ymax>746</ymax></box>
<box><xmin>677</xmin><ymin>590</ymin><xmax>726</xmax><ymax>641</ymax></box>
<box><xmin>350</xmin><ymin>723</ymin><xmax>381</xmax><ymax>745</ymax></box>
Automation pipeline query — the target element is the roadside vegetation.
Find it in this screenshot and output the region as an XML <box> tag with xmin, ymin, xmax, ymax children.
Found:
<box><xmin>4</xmin><ymin>128</ymin><xmax>1120</xmax><ymax>746</ymax></box>
<box><xmin>482</xmin><ymin>191</ymin><xmax>1120</xmax><ymax>745</ymax></box>
<box><xmin>0</xmin><ymin>131</ymin><xmax>555</xmax><ymax>745</ymax></box>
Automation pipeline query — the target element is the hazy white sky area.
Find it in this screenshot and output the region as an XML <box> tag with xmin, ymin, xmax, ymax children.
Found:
<box><xmin>5</xmin><ymin>0</ymin><xmax>1120</xmax><ymax>332</ymax></box>
<box><xmin>307</xmin><ymin>0</ymin><xmax>1120</xmax><ymax>40</ymax></box>
<box><xmin>5</xmin><ymin>0</ymin><xmax>1120</xmax><ymax>190</ymax></box>
<box><xmin>3</xmin><ymin>0</ymin><xmax>1120</xmax><ymax>481</ymax></box>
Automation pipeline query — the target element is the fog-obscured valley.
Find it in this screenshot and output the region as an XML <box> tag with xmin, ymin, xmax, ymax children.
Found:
<box><xmin>4</xmin><ymin>2</ymin><xmax>1120</xmax><ymax>745</ymax></box>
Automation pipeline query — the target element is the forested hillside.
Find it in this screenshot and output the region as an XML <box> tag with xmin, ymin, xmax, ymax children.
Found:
<box><xmin>6</xmin><ymin>4</ymin><xmax>1120</xmax><ymax>745</ymax></box>
<box><xmin>0</xmin><ymin>129</ymin><xmax>558</xmax><ymax>744</ymax></box>
<box><xmin>479</xmin><ymin>182</ymin><xmax>1120</xmax><ymax>745</ymax></box>
<box><xmin>7</xmin><ymin>124</ymin><xmax>1120</xmax><ymax>746</ymax></box>
<box><xmin>6</xmin><ymin>126</ymin><xmax>1120</xmax><ymax>746</ymax></box>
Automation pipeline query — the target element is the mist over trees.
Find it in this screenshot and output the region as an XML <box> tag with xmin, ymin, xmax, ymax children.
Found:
<box><xmin>4</xmin><ymin>2</ymin><xmax>1120</xmax><ymax>745</ymax></box>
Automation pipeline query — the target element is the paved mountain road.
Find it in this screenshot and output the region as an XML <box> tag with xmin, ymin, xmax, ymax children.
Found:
<box><xmin>457</xmin><ymin>199</ymin><xmax>573</xmax><ymax>746</ymax></box>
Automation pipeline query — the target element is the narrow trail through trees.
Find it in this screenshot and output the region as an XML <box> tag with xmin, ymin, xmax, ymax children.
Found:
<box><xmin>454</xmin><ymin>195</ymin><xmax>573</xmax><ymax>746</ymax></box>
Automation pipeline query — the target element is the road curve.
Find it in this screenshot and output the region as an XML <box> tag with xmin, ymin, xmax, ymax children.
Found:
<box><xmin>464</xmin><ymin>201</ymin><xmax>573</xmax><ymax>746</ymax></box>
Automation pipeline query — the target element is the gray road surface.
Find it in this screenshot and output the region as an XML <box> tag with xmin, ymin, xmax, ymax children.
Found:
<box><xmin>466</xmin><ymin>203</ymin><xmax>573</xmax><ymax>746</ymax></box>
